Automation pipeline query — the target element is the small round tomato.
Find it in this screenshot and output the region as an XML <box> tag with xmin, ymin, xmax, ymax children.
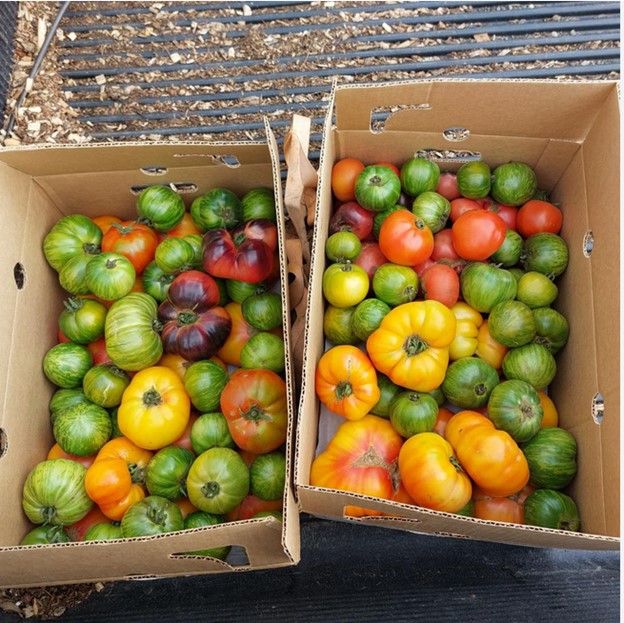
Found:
<box><xmin>472</xmin><ymin>486</ymin><xmax>524</xmax><ymax>524</ymax></box>
<box><xmin>332</xmin><ymin>158</ymin><xmax>365</xmax><ymax>203</ymax></box>
<box><xmin>102</xmin><ymin>221</ymin><xmax>159</xmax><ymax>275</ymax></box>
<box><xmin>449</xmin><ymin>197</ymin><xmax>483</xmax><ymax>222</ymax></box>
<box><xmin>516</xmin><ymin>199</ymin><xmax>563</xmax><ymax>237</ymax></box>
<box><xmin>353</xmin><ymin>241</ymin><xmax>388</xmax><ymax>282</ymax></box>
<box><xmin>322</xmin><ymin>263</ymin><xmax>369</xmax><ymax>308</ymax></box>
<box><xmin>452</xmin><ymin>210</ymin><xmax>506</xmax><ymax>261</ymax></box>
<box><xmin>431</xmin><ymin>228</ymin><xmax>460</xmax><ymax>262</ymax></box>
<box><xmin>488</xmin><ymin>202</ymin><xmax>518</xmax><ymax>231</ymax></box>
<box><xmin>375</xmin><ymin>161</ymin><xmax>401</xmax><ymax>177</ymax></box>
<box><xmin>536</xmin><ymin>390</ymin><xmax>559</xmax><ymax>427</ymax></box>
<box><xmin>378</xmin><ymin>209</ymin><xmax>434</xmax><ymax>266</ymax></box>
<box><xmin>420</xmin><ymin>263</ymin><xmax>460</xmax><ymax>308</ymax></box>
<box><xmin>161</xmin><ymin>212</ymin><xmax>203</xmax><ymax>239</ymax></box>
<box><xmin>436</xmin><ymin>172</ymin><xmax>461</xmax><ymax>201</ymax></box>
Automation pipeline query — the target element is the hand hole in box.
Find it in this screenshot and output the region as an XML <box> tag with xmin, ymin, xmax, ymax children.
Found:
<box><xmin>583</xmin><ymin>230</ymin><xmax>594</xmax><ymax>257</ymax></box>
<box><xmin>370</xmin><ymin>104</ymin><xmax>431</xmax><ymax>134</ymax></box>
<box><xmin>170</xmin><ymin>545</ymin><xmax>249</xmax><ymax>567</ymax></box>
<box><xmin>140</xmin><ymin>166</ymin><xmax>168</xmax><ymax>176</ymax></box>
<box><xmin>591</xmin><ymin>392</ymin><xmax>604</xmax><ymax>424</ymax></box>
<box><xmin>172</xmin><ymin>154</ymin><xmax>240</xmax><ymax>168</ymax></box>
<box><xmin>413</xmin><ymin>148</ymin><xmax>481</xmax><ymax>163</ymax></box>
<box><xmin>13</xmin><ymin>263</ymin><xmax>25</xmax><ymax>289</ymax></box>
<box><xmin>130</xmin><ymin>183</ymin><xmax>197</xmax><ymax>195</ymax></box>
<box><xmin>0</xmin><ymin>428</ymin><xmax>7</xmax><ymax>458</ymax></box>
<box><xmin>443</xmin><ymin>127</ymin><xmax>470</xmax><ymax>142</ymax></box>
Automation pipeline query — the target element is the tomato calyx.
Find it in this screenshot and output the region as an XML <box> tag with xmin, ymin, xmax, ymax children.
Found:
<box><xmin>403</xmin><ymin>334</ymin><xmax>429</xmax><ymax>357</ymax></box>
<box><xmin>128</xmin><ymin>462</ymin><xmax>146</xmax><ymax>484</ymax></box>
<box><xmin>201</xmin><ymin>480</ymin><xmax>221</xmax><ymax>499</ymax></box>
<box><xmin>350</xmin><ymin>445</ymin><xmax>401</xmax><ymax>491</ymax></box>
<box><xmin>177</xmin><ymin>310</ymin><xmax>199</xmax><ymax>326</ymax></box>
<box><xmin>475</xmin><ymin>383</ymin><xmax>488</xmax><ymax>397</ymax></box>
<box><xmin>449</xmin><ymin>455</ymin><xmax>464</xmax><ymax>473</ymax></box>
<box><xmin>109</xmin><ymin>222</ymin><xmax>140</xmax><ymax>236</ymax></box>
<box><xmin>142</xmin><ymin>387</ymin><xmax>164</xmax><ymax>407</ymax></box>
<box><xmin>83</xmin><ymin>242</ymin><xmax>101</xmax><ymax>255</ymax></box>
<box><xmin>239</xmin><ymin>404</ymin><xmax>270</xmax><ymax>423</ymax></box>
<box><xmin>335</xmin><ymin>381</ymin><xmax>353</xmax><ymax>400</ymax></box>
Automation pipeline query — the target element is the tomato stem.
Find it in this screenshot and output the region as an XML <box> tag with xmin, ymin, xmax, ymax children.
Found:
<box><xmin>335</xmin><ymin>381</ymin><xmax>353</xmax><ymax>401</ymax></box>
<box><xmin>41</xmin><ymin>506</ymin><xmax>57</xmax><ymax>524</ymax></box>
<box><xmin>64</xmin><ymin>296</ymin><xmax>83</xmax><ymax>312</ymax></box>
<box><xmin>177</xmin><ymin>310</ymin><xmax>198</xmax><ymax>326</ymax></box>
<box><xmin>105</xmin><ymin>258</ymin><xmax>118</xmax><ymax>270</ymax></box>
<box><xmin>475</xmin><ymin>383</ymin><xmax>487</xmax><ymax>396</ymax></box>
<box><xmin>449</xmin><ymin>456</ymin><xmax>464</xmax><ymax>473</ymax></box>
<box><xmin>110</xmin><ymin>222</ymin><xmax>135</xmax><ymax>235</ymax></box>
<box><xmin>241</xmin><ymin>404</ymin><xmax>269</xmax><ymax>422</ymax></box>
<box><xmin>143</xmin><ymin>387</ymin><xmax>163</xmax><ymax>407</ymax></box>
<box><xmin>369</xmin><ymin>175</ymin><xmax>382</xmax><ymax>186</ymax></box>
<box><xmin>403</xmin><ymin>335</ymin><xmax>429</xmax><ymax>357</ymax></box>
<box><xmin>201</xmin><ymin>481</ymin><xmax>221</xmax><ymax>499</ymax></box>
<box><xmin>83</xmin><ymin>243</ymin><xmax>100</xmax><ymax>255</ymax></box>
<box><xmin>128</xmin><ymin>462</ymin><xmax>146</xmax><ymax>484</ymax></box>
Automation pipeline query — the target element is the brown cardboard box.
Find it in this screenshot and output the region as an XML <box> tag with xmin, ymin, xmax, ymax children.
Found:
<box><xmin>295</xmin><ymin>79</ymin><xmax>620</xmax><ymax>550</ymax></box>
<box><xmin>0</xmin><ymin>126</ymin><xmax>300</xmax><ymax>588</ymax></box>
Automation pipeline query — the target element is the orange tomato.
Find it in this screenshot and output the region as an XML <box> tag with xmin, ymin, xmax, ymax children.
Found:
<box><xmin>472</xmin><ymin>486</ymin><xmax>524</xmax><ymax>524</ymax></box>
<box><xmin>475</xmin><ymin>320</ymin><xmax>508</xmax><ymax>369</ymax></box>
<box><xmin>315</xmin><ymin>345</ymin><xmax>380</xmax><ymax>421</ymax></box>
<box><xmin>433</xmin><ymin>407</ymin><xmax>455</xmax><ymax>438</ymax></box>
<box><xmin>48</xmin><ymin>442</ymin><xmax>96</xmax><ymax>469</ymax></box>
<box><xmin>398</xmin><ymin>432</ymin><xmax>472</xmax><ymax>513</ymax></box>
<box><xmin>175</xmin><ymin>497</ymin><xmax>199</xmax><ymax>519</ymax></box>
<box><xmin>99</xmin><ymin>484</ymin><xmax>146</xmax><ymax>521</ymax></box>
<box><xmin>158</xmin><ymin>352</ymin><xmax>192</xmax><ymax>381</ymax></box>
<box><xmin>85</xmin><ymin>457</ymin><xmax>133</xmax><ymax>506</ymax></box>
<box><xmin>331</xmin><ymin>158</ymin><xmax>365</xmax><ymax>203</ymax></box>
<box><xmin>445</xmin><ymin>410</ymin><xmax>530</xmax><ymax>498</ymax></box>
<box><xmin>217</xmin><ymin>301</ymin><xmax>258</xmax><ymax>367</ymax></box>
<box><xmin>537</xmin><ymin>390</ymin><xmax>559</xmax><ymax>427</ymax></box>
<box><xmin>92</xmin><ymin>215</ymin><xmax>122</xmax><ymax>235</ymax></box>
<box><xmin>378</xmin><ymin>210</ymin><xmax>434</xmax><ymax>267</ymax></box>
<box><xmin>160</xmin><ymin>212</ymin><xmax>202</xmax><ymax>239</ymax></box>
<box><xmin>95</xmin><ymin>437</ymin><xmax>153</xmax><ymax>477</ymax></box>
<box><xmin>311</xmin><ymin>415</ymin><xmax>404</xmax><ymax>517</ymax></box>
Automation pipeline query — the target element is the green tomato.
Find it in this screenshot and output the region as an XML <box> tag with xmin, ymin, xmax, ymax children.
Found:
<box><xmin>354</xmin><ymin>165</ymin><xmax>402</xmax><ymax>212</ymax></box>
<box><xmin>372</xmin><ymin>263</ymin><xmax>418</xmax><ymax>307</ymax></box>
<box><xmin>190</xmin><ymin>188</ymin><xmax>242</xmax><ymax>231</ymax></box>
<box><xmin>43</xmin><ymin>343</ymin><xmax>93</xmax><ymax>389</ymax></box>
<box><xmin>136</xmin><ymin>185</ymin><xmax>186</xmax><ymax>233</ymax></box>
<box><xmin>121</xmin><ymin>495</ymin><xmax>184</xmax><ymax>537</ymax></box>
<box><xmin>191</xmin><ymin>412</ymin><xmax>235</xmax><ymax>454</ymax></box>
<box><xmin>154</xmin><ymin>237</ymin><xmax>196</xmax><ymax>274</ymax></box>
<box><xmin>184</xmin><ymin>360</ymin><xmax>229</xmax><ymax>412</ymax></box>
<box><xmin>250</xmin><ymin>451</ymin><xmax>286</xmax><ymax>501</ymax></box>
<box><xmin>146</xmin><ymin>446</ymin><xmax>195</xmax><ymax>500</ymax></box>
<box><xmin>82</xmin><ymin>364</ymin><xmax>130</xmax><ymax>408</ymax></box>
<box><xmin>183</xmin><ymin>511</ymin><xmax>231</xmax><ymax>560</ymax></box>
<box><xmin>86</xmin><ymin>252</ymin><xmax>136</xmax><ymax>301</ymax></box>
<box><xmin>325</xmin><ymin>231</ymin><xmax>362</xmax><ymax>262</ymax></box>
<box><xmin>53</xmin><ymin>402</ymin><xmax>112</xmax><ymax>457</ymax></box>
<box><xmin>43</xmin><ymin>214</ymin><xmax>102</xmax><ymax>273</ymax></box>
<box><xmin>389</xmin><ymin>391</ymin><xmax>439</xmax><ymax>438</ymax></box>
<box><xmin>240</xmin><ymin>332</ymin><xmax>285</xmax><ymax>374</ymax></box>
<box><xmin>323</xmin><ymin>305</ymin><xmax>358</xmax><ymax>346</ymax></box>
<box><xmin>59</xmin><ymin>297</ymin><xmax>108</xmax><ymax>344</ymax></box>
<box><xmin>241</xmin><ymin>292</ymin><xmax>283</xmax><ymax>331</ymax></box>
<box><xmin>142</xmin><ymin>261</ymin><xmax>175</xmax><ymax>303</ymax></box>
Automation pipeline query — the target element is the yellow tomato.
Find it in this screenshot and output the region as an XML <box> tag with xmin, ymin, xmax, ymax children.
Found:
<box><xmin>475</xmin><ymin>320</ymin><xmax>508</xmax><ymax>369</ymax></box>
<box><xmin>118</xmin><ymin>366</ymin><xmax>191</xmax><ymax>450</ymax></box>
<box><xmin>448</xmin><ymin>302</ymin><xmax>483</xmax><ymax>360</ymax></box>
<box><xmin>366</xmin><ymin>300</ymin><xmax>455</xmax><ymax>392</ymax></box>
<box><xmin>537</xmin><ymin>390</ymin><xmax>559</xmax><ymax>427</ymax></box>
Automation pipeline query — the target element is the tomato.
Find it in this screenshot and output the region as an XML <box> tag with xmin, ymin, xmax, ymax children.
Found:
<box><xmin>472</xmin><ymin>486</ymin><xmax>524</xmax><ymax>524</ymax></box>
<box><xmin>441</xmin><ymin>357</ymin><xmax>499</xmax><ymax>409</ymax></box>
<box><xmin>220</xmin><ymin>369</ymin><xmax>288</xmax><ymax>453</ymax></box>
<box><xmin>86</xmin><ymin>252</ymin><xmax>136</xmax><ymax>301</ymax></box>
<box><xmin>325</xmin><ymin>231</ymin><xmax>362</xmax><ymax>262</ymax></box>
<box><xmin>21</xmin><ymin>525</ymin><xmax>71</xmax><ymax>546</ymax></box>
<box><xmin>353</xmin><ymin>241</ymin><xmax>388</xmax><ymax>282</ymax></box>
<box><xmin>49</xmin><ymin>388</ymin><xmax>90</xmax><ymax>424</ymax></box>
<box><xmin>242</xmin><ymin>292</ymin><xmax>282</xmax><ymax>331</ymax></box>
<box><xmin>105</xmin><ymin>292</ymin><xmax>163</xmax><ymax>371</ymax></box>
<box><xmin>99</xmin><ymin>484</ymin><xmax>146</xmax><ymax>521</ymax></box>
<box><xmin>389</xmin><ymin>391</ymin><xmax>438</xmax><ymax>438</ymax></box>
<box><xmin>372</xmin><ymin>263</ymin><xmax>419</xmax><ymax>307</ymax></box>
<box><xmin>155</xmin><ymin>237</ymin><xmax>196</xmax><ymax>274</ymax></box>
<box><xmin>491</xmin><ymin>162</ymin><xmax>537</xmax><ymax>206</ymax></box>
<box><xmin>158</xmin><ymin>352</ymin><xmax>191</xmax><ymax>381</ymax></box>
<box><xmin>226</xmin><ymin>494</ymin><xmax>283</xmax><ymax>521</ymax></box>
<box><xmin>118</xmin><ymin>366</ymin><xmax>191</xmax><ymax>450</ymax></box>
<box><xmin>523</xmin><ymin>489</ymin><xmax>580</xmax><ymax>531</ymax></box>
<box><xmin>375</xmin><ymin>161</ymin><xmax>401</xmax><ymax>177</ymax></box>
<box><xmin>190</xmin><ymin>188</ymin><xmax>242</xmax><ymax>232</ymax></box>
<box><xmin>187</xmin><ymin>448</ymin><xmax>250</xmax><ymax>514</ymax></box>
<box><xmin>452</xmin><ymin>210</ymin><xmax>506</xmax><ymax>261</ymax></box>
<box><xmin>83</xmin><ymin>523</ymin><xmax>123</xmax><ymax>541</ymax></box>
<box><xmin>53</xmin><ymin>402</ymin><xmax>112</xmax><ymax>457</ymax></box>
<box><xmin>537</xmin><ymin>390</ymin><xmax>559</xmax><ymax>427</ymax></box>
<box><xmin>521</xmin><ymin>427</ymin><xmax>577</xmax><ymax>490</ymax></box>
<box><xmin>329</xmin><ymin>201</ymin><xmax>374</xmax><ymax>240</ymax></box>
<box><xmin>47</xmin><ymin>442</ymin><xmax>96</xmax><ymax>469</ymax></box>
<box><xmin>445</xmin><ymin>411</ymin><xmax>530</xmax><ymax>497</ymax></box>
<box><xmin>516</xmin><ymin>199</ymin><xmax>563</xmax><ymax>237</ymax></box>
<box><xmin>488</xmin><ymin>379</ymin><xmax>543</xmax><ymax>443</ymax></box>
<box><xmin>315</xmin><ymin>345</ymin><xmax>380</xmax><ymax>421</ymax></box>
<box><xmin>241</xmin><ymin>187</ymin><xmax>277</xmax><ymax>223</ymax></box>
<box><xmin>460</xmin><ymin>262</ymin><xmax>517</xmax><ymax>313</ymax></box>
<box><xmin>435</xmin><ymin>172</ymin><xmax>460</xmax><ymax>201</ymax></box>
<box><xmin>523</xmin><ymin>232</ymin><xmax>569</xmax><ymax>277</ymax></box>
<box><xmin>145</xmin><ymin>446</ymin><xmax>194</xmax><ymax>500</ymax></box>
<box><xmin>87</xmin><ymin>337</ymin><xmax>112</xmax><ymax>366</ymax></box>
<box><xmin>378</xmin><ymin>209</ymin><xmax>434</xmax><ymax>266</ymax></box>
<box><xmin>475</xmin><ymin>319</ymin><xmax>508</xmax><ymax>369</ymax></box>
<box><xmin>489</xmin><ymin>229</ymin><xmax>523</xmax><ymax>267</ymax></box>
<box><xmin>101</xmin><ymin>221</ymin><xmax>159</xmax><ymax>275</ymax></box>
<box><xmin>85</xmin><ymin>457</ymin><xmax>133</xmax><ymax>506</ymax></box>
<box><xmin>82</xmin><ymin>363</ymin><xmax>130</xmax><ymax>409</ymax></box>
<box><xmin>175</xmin><ymin>497</ymin><xmax>199</xmax><ymax>518</ymax></box>
<box><xmin>191</xmin><ymin>412</ymin><xmax>234</xmax><ymax>454</ymax></box>
<box><xmin>162</xmin><ymin>211</ymin><xmax>203</xmax><ymax>238</ymax></box>
<box><xmin>250</xmin><ymin>451</ymin><xmax>286</xmax><ymax>501</ymax></box>
<box><xmin>43</xmin><ymin>343</ymin><xmax>93</xmax><ymax>389</ymax></box>
<box><xmin>354</xmin><ymin>165</ymin><xmax>402</xmax><ymax>212</ymax></box>
<box><xmin>398</xmin><ymin>432</ymin><xmax>472</xmax><ymax>512</ymax></box>
<box><xmin>352</xmin><ymin>298</ymin><xmax>391</xmax><ymax>342</ymax></box>
<box><xmin>400</xmin><ymin>158</ymin><xmax>440</xmax><ymax>197</ymax></box>
<box><xmin>502</xmin><ymin>343</ymin><xmax>557</xmax><ymax>389</ymax></box>
<box><xmin>487</xmin><ymin>202</ymin><xmax>518</xmax><ymax>231</ymax></box>
<box><xmin>448</xmin><ymin>302</ymin><xmax>483</xmax><ymax>361</ymax></box>
<box><xmin>322</xmin><ymin>262</ymin><xmax>369</xmax><ymax>308</ymax></box>
<box><xmin>331</xmin><ymin>158</ymin><xmax>365</xmax><ymax>203</ymax></box>
<box><xmin>420</xmin><ymin>263</ymin><xmax>460</xmax><ymax>308</ymax></box>
<box><xmin>172</xmin><ymin>412</ymin><xmax>199</xmax><ymax>452</ymax></box>
<box><xmin>184</xmin><ymin>359</ymin><xmax>229</xmax><ymax>413</ymax></box>
<box><xmin>142</xmin><ymin>260</ymin><xmax>175</xmax><ymax>302</ymax></box>
<box><xmin>449</xmin><ymin>198</ymin><xmax>482</xmax><ymax>222</ymax></box>
<box><xmin>136</xmin><ymin>185</ymin><xmax>186</xmax><ymax>232</ymax></box>
<box><xmin>310</xmin><ymin>415</ymin><xmax>404</xmax><ymax>517</ymax></box>
<box><xmin>411</xmin><ymin>191</ymin><xmax>451</xmax><ymax>233</ymax></box>
<box><xmin>92</xmin><ymin>215</ymin><xmax>122</xmax><ymax>235</ymax></box>
<box><xmin>431</xmin><ymin>228</ymin><xmax>460</xmax><ymax>262</ymax></box>
<box><xmin>22</xmin><ymin>459</ymin><xmax>93</xmax><ymax>526</ymax></box>
<box><xmin>240</xmin><ymin>332</ymin><xmax>285</xmax><ymax>374</ymax></box>
<box><xmin>59</xmin><ymin>297</ymin><xmax>107</xmax><ymax>345</ymax></box>
<box><xmin>516</xmin><ymin>271</ymin><xmax>558</xmax><ymax>309</ymax></box>
<box><xmin>121</xmin><ymin>495</ymin><xmax>184</xmax><ymax>537</ymax></box>
<box><xmin>456</xmin><ymin>161</ymin><xmax>491</xmax><ymax>199</ymax></box>
<box><xmin>57</xmin><ymin>327</ymin><xmax>72</xmax><ymax>343</ymax></box>
<box><xmin>366</xmin><ymin>300</ymin><xmax>456</xmax><ymax>392</ymax></box>
<box><xmin>432</xmin><ymin>407</ymin><xmax>454</xmax><ymax>437</ymax></box>
<box><xmin>43</xmin><ymin>214</ymin><xmax>102</xmax><ymax>273</ymax></box>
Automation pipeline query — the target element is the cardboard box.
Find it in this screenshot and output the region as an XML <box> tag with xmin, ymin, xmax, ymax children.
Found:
<box><xmin>0</xmin><ymin>127</ymin><xmax>300</xmax><ymax>588</ymax></box>
<box><xmin>295</xmin><ymin>79</ymin><xmax>620</xmax><ymax>550</ymax></box>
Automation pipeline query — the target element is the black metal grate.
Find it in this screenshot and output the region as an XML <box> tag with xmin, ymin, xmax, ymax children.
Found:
<box><xmin>0</xmin><ymin>2</ymin><xmax>18</xmax><ymax>114</ymax></box>
<box><xmin>3</xmin><ymin>1</ymin><xmax>621</xmax><ymax>161</ymax></box>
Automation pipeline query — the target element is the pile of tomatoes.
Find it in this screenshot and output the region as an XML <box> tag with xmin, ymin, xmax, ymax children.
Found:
<box><xmin>312</xmin><ymin>156</ymin><xmax>580</xmax><ymax>531</ymax></box>
<box><xmin>20</xmin><ymin>185</ymin><xmax>288</xmax><ymax>553</ymax></box>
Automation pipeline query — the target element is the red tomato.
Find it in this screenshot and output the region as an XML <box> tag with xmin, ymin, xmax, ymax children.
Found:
<box><xmin>87</xmin><ymin>337</ymin><xmax>112</xmax><ymax>365</ymax></box>
<box><xmin>329</xmin><ymin>201</ymin><xmax>374</xmax><ymax>241</ymax></box>
<box><xmin>412</xmin><ymin>257</ymin><xmax>436</xmax><ymax>278</ymax></box>
<box><xmin>226</xmin><ymin>494</ymin><xmax>283</xmax><ymax>521</ymax></box>
<box><xmin>452</xmin><ymin>210</ymin><xmax>506</xmax><ymax>261</ymax></box>
<box><xmin>101</xmin><ymin>221</ymin><xmax>159</xmax><ymax>275</ymax></box>
<box><xmin>516</xmin><ymin>199</ymin><xmax>563</xmax><ymax>237</ymax></box>
<box><xmin>65</xmin><ymin>507</ymin><xmax>111</xmax><ymax>541</ymax></box>
<box><xmin>420</xmin><ymin>263</ymin><xmax>460</xmax><ymax>308</ymax></box>
<box><xmin>331</xmin><ymin>158</ymin><xmax>365</xmax><ymax>203</ymax></box>
<box><xmin>171</xmin><ymin>412</ymin><xmax>199</xmax><ymax>454</ymax></box>
<box><xmin>374</xmin><ymin>161</ymin><xmax>401</xmax><ymax>177</ymax></box>
<box><xmin>436</xmin><ymin>172</ymin><xmax>461</xmax><ymax>201</ymax></box>
<box><xmin>431</xmin><ymin>228</ymin><xmax>460</xmax><ymax>261</ymax></box>
<box><xmin>58</xmin><ymin>327</ymin><xmax>72</xmax><ymax>344</ymax></box>
<box><xmin>488</xmin><ymin>203</ymin><xmax>517</xmax><ymax>231</ymax></box>
<box><xmin>378</xmin><ymin>209</ymin><xmax>434</xmax><ymax>266</ymax></box>
<box><xmin>449</xmin><ymin>198</ymin><xmax>483</xmax><ymax>222</ymax></box>
<box><xmin>472</xmin><ymin>486</ymin><xmax>524</xmax><ymax>524</ymax></box>
<box><xmin>353</xmin><ymin>241</ymin><xmax>388</xmax><ymax>282</ymax></box>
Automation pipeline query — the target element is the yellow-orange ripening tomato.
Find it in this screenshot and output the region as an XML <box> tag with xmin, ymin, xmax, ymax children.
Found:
<box><xmin>445</xmin><ymin>410</ymin><xmax>530</xmax><ymax>498</ymax></box>
<box><xmin>315</xmin><ymin>345</ymin><xmax>380</xmax><ymax>421</ymax></box>
<box><xmin>331</xmin><ymin>158</ymin><xmax>366</xmax><ymax>203</ymax></box>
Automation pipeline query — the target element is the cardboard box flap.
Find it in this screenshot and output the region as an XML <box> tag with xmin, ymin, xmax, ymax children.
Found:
<box><xmin>335</xmin><ymin>80</ymin><xmax>614</xmax><ymax>142</ymax></box>
<box><xmin>0</xmin><ymin>142</ymin><xmax>271</xmax><ymax>178</ymax></box>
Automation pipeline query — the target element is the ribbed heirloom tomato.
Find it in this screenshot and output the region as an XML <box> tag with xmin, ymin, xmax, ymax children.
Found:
<box><xmin>315</xmin><ymin>345</ymin><xmax>380</xmax><ymax>421</ymax></box>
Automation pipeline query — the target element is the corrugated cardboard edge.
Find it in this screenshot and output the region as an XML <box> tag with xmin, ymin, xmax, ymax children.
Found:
<box><xmin>293</xmin><ymin>77</ymin><xmax>620</xmax><ymax>549</ymax></box>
